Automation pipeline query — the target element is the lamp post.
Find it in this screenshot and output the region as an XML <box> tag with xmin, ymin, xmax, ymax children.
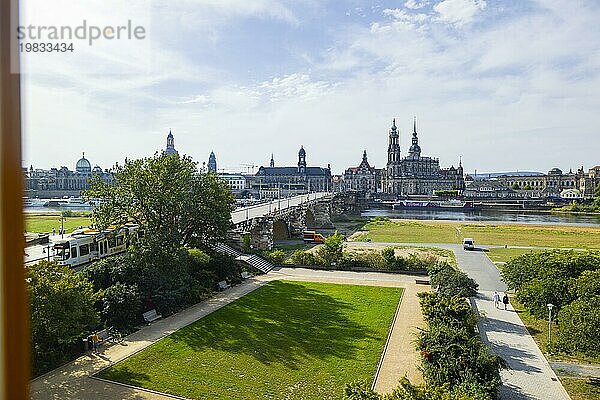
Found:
<box><xmin>547</xmin><ymin>303</ymin><xmax>554</xmax><ymax>346</ymax></box>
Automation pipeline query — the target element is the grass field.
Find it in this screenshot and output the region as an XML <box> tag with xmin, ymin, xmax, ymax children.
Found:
<box><xmin>25</xmin><ymin>214</ymin><xmax>92</xmax><ymax>233</ymax></box>
<box><xmin>486</xmin><ymin>248</ymin><xmax>544</xmax><ymax>264</ymax></box>
<box><xmin>558</xmin><ymin>376</ymin><xmax>600</xmax><ymax>400</ymax></box>
<box><xmin>98</xmin><ymin>281</ymin><xmax>403</xmax><ymax>400</ymax></box>
<box><xmin>353</xmin><ymin>220</ymin><xmax>600</xmax><ymax>249</ymax></box>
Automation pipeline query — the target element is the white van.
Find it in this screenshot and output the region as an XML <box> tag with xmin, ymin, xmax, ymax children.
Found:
<box><xmin>463</xmin><ymin>238</ymin><xmax>475</xmax><ymax>250</ymax></box>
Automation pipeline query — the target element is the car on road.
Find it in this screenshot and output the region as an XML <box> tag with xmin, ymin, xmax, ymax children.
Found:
<box><xmin>463</xmin><ymin>238</ymin><xmax>475</xmax><ymax>250</ymax></box>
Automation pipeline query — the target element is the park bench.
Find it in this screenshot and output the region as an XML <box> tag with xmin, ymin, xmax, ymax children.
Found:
<box><xmin>241</xmin><ymin>271</ymin><xmax>251</xmax><ymax>279</ymax></box>
<box><xmin>415</xmin><ymin>278</ymin><xmax>430</xmax><ymax>285</ymax></box>
<box><xmin>143</xmin><ymin>309</ymin><xmax>162</xmax><ymax>323</ymax></box>
<box><xmin>217</xmin><ymin>280</ymin><xmax>231</xmax><ymax>291</ymax></box>
<box><xmin>97</xmin><ymin>327</ymin><xmax>113</xmax><ymax>344</ymax></box>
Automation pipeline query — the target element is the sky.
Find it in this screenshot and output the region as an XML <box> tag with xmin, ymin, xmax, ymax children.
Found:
<box><xmin>20</xmin><ymin>0</ymin><xmax>600</xmax><ymax>175</ymax></box>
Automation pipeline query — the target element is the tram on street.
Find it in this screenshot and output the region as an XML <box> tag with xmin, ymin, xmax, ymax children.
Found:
<box><xmin>53</xmin><ymin>222</ymin><xmax>141</xmax><ymax>268</ymax></box>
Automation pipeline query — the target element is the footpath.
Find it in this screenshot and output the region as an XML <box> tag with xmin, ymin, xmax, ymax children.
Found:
<box><xmin>30</xmin><ymin>268</ymin><xmax>426</xmax><ymax>399</ymax></box>
<box><xmin>454</xmin><ymin>247</ymin><xmax>570</xmax><ymax>400</ymax></box>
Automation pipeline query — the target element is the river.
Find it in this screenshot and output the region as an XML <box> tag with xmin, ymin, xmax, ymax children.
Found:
<box><xmin>362</xmin><ymin>208</ymin><xmax>600</xmax><ymax>227</ymax></box>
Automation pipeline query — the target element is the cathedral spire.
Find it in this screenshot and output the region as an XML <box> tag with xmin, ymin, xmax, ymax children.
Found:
<box><xmin>270</xmin><ymin>153</ymin><xmax>275</xmax><ymax>168</ymax></box>
<box><xmin>413</xmin><ymin>116</ymin><xmax>417</xmax><ymax>136</ymax></box>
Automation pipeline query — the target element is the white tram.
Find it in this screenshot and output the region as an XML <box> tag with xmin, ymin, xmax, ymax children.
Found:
<box><xmin>53</xmin><ymin>223</ymin><xmax>140</xmax><ymax>268</ymax></box>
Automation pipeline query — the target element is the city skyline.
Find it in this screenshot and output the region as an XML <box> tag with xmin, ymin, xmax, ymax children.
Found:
<box><xmin>22</xmin><ymin>0</ymin><xmax>600</xmax><ymax>173</ymax></box>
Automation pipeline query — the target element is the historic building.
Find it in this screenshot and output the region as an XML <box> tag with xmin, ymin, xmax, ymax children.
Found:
<box><xmin>383</xmin><ymin>118</ymin><xmax>465</xmax><ymax>196</ymax></box>
<box><xmin>164</xmin><ymin>130</ymin><xmax>178</xmax><ymax>156</ymax></box>
<box><xmin>252</xmin><ymin>146</ymin><xmax>332</xmax><ymax>197</ymax></box>
<box><xmin>343</xmin><ymin>151</ymin><xmax>382</xmax><ymax>198</ymax></box>
<box><xmin>208</xmin><ymin>152</ymin><xmax>217</xmax><ymax>172</ymax></box>
<box><xmin>24</xmin><ymin>153</ymin><xmax>113</xmax><ymax>198</ymax></box>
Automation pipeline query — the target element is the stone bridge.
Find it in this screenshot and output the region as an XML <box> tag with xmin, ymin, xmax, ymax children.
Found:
<box><xmin>229</xmin><ymin>192</ymin><xmax>361</xmax><ymax>250</ymax></box>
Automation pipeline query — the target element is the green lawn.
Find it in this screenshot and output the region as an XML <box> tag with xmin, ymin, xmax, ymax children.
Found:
<box><xmin>25</xmin><ymin>214</ymin><xmax>92</xmax><ymax>233</ymax></box>
<box><xmin>558</xmin><ymin>376</ymin><xmax>600</xmax><ymax>400</ymax></box>
<box><xmin>98</xmin><ymin>281</ymin><xmax>403</xmax><ymax>400</ymax></box>
<box><xmin>355</xmin><ymin>220</ymin><xmax>600</xmax><ymax>248</ymax></box>
<box><xmin>486</xmin><ymin>248</ymin><xmax>544</xmax><ymax>264</ymax></box>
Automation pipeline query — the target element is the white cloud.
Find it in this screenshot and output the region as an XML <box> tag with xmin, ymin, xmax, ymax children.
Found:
<box><xmin>404</xmin><ymin>0</ymin><xmax>429</xmax><ymax>10</ymax></box>
<box><xmin>433</xmin><ymin>0</ymin><xmax>486</xmax><ymax>26</ymax></box>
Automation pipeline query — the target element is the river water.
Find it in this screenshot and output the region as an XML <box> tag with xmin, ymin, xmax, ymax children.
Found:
<box><xmin>362</xmin><ymin>208</ymin><xmax>600</xmax><ymax>227</ymax></box>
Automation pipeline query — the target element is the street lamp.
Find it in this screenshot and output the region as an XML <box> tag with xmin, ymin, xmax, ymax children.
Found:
<box><xmin>547</xmin><ymin>303</ymin><xmax>554</xmax><ymax>346</ymax></box>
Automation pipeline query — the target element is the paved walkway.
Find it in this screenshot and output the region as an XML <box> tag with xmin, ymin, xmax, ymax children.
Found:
<box><xmin>373</xmin><ymin>282</ymin><xmax>427</xmax><ymax>393</ymax></box>
<box><xmin>30</xmin><ymin>279</ymin><xmax>268</xmax><ymax>400</ymax></box>
<box><xmin>473</xmin><ymin>292</ymin><xmax>570</xmax><ymax>400</ymax></box>
<box><xmin>31</xmin><ymin>268</ymin><xmax>426</xmax><ymax>399</ymax></box>
<box><xmin>350</xmin><ymin>241</ymin><xmax>571</xmax><ymax>399</ymax></box>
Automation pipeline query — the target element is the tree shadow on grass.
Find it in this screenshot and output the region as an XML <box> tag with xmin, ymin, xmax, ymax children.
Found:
<box><xmin>98</xmin><ymin>366</ymin><xmax>151</xmax><ymax>387</ymax></box>
<box><xmin>168</xmin><ymin>281</ymin><xmax>381</xmax><ymax>369</ymax></box>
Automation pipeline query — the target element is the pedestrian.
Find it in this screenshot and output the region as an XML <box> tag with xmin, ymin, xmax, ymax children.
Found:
<box><xmin>91</xmin><ymin>332</ymin><xmax>100</xmax><ymax>354</ymax></box>
<box><xmin>502</xmin><ymin>293</ymin><xmax>509</xmax><ymax>310</ymax></box>
<box><xmin>493</xmin><ymin>291</ymin><xmax>500</xmax><ymax>308</ymax></box>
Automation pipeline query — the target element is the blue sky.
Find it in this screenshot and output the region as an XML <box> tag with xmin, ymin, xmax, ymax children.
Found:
<box><xmin>22</xmin><ymin>0</ymin><xmax>600</xmax><ymax>175</ymax></box>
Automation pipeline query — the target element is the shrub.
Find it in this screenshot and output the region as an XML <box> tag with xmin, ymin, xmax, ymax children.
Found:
<box><xmin>556</xmin><ymin>295</ymin><xmax>600</xmax><ymax>356</ymax></box>
<box><xmin>339</xmin><ymin>250</ymin><xmax>386</xmax><ymax>270</ymax></box>
<box><xmin>316</xmin><ymin>231</ymin><xmax>345</xmax><ymax>266</ymax></box>
<box><xmin>574</xmin><ymin>269</ymin><xmax>600</xmax><ymax>298</ymax></box>
<box><xmin>187</xmin><ymin>248</ymin><xmax>211</xmax><ymax>266</ymax></box>
<box><xmin>382</xmin><ymin>247</ymin><xmax>396</xmax><ymax>269</ymax></box>
<box><xmin>428</xmin><ymin>262</ymin><xmax>478</xmax><ymax>298</ymax></box>
<box><xmin>290</xmin><ymin>250</ymin><xmax>320</xmax><ymax>266</ymax></box>
<box><xmin>418</xmin><ymin>292</ymin><xmax>477</xmax><ymax>330</ymax></box>
<box><xmin>102</xmin><ymin>283</ymin><xmax>142</xmax><ymax>330</ymax></box>
<box><xmin>262</xmin><ymin>249</ymin><xmax>286</xmax><ymax>264</ymax></box>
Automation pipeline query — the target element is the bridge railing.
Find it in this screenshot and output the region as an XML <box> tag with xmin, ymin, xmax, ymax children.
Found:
<box><xmin>231</xmin><ymin>192</ymin><xmax>332</xmax><ymax>224</ymax></box>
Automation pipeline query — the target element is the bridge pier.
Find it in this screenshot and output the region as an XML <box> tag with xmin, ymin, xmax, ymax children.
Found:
<box><xmin>228</xmin><ymin>193</ymin><xmax>357</xmax><ymax>251</ymax></box>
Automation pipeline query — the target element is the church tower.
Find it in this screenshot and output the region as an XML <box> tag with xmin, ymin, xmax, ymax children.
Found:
<box><xmin>208</xmin><ymin>151</ymin><xmax>217</xmax><ymax>172</ymax></box>
<box><xmin>270</xmin><ymin>153</ymin><xmax>275</xmax><ymax>167</ymax></box>
<box><xmin>298</xmin><ymin>146</ymin><xmax>307</xmax><ymax>173</ymax></box>
<box><xmin>164</xmin><ymin>130</ymin><xmax>178</xmax><ymax>155</ymax></box>
<box><xmin>408</xmin><ymin>116</ymin><xmax>421</xmax><ymax>158</ymax></box>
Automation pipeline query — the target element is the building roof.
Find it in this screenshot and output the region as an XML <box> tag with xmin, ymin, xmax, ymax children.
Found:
<box><xmin>257</xmin><ymin>166</ymin><xmax>330</xmax><ymax>176</ymax></box>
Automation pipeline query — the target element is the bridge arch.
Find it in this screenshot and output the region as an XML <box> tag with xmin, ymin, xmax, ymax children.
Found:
<box><xmin>273</xmin><ymin>219</ymin><xmax>290</xmax><ymax>240</ymax></box>
<box><xmin>305</xmin><ymin>209</ymin><xmax>316</xmax><ymax>229</ymax></box>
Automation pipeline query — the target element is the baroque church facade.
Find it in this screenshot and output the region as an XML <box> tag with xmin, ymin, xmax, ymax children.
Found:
<box><xmin>383</xmin><ymin>118</ymin><xmax>465</xmax><ymax>196</ymax></box>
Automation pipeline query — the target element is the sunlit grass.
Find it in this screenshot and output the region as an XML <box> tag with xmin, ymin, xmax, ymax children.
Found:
<box><xmin>99</xmin><ymin>280</ymin><xmax>403</xmax><ymax>400</ymax></box>
<box><xmin>355</xmin><ymin>220</ymin><xmax>600</xmax><ymax>248</ymax></box>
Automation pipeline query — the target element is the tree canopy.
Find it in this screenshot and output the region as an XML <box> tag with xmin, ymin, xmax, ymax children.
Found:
<box><xmin>86</xmin><ymin>153</ymin><xmax>235</xmax><ymax>248</ymax></box>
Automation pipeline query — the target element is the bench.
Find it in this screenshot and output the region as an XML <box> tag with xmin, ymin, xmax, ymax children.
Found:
<box><xmin>415</xmin><ymin>278</ymin><xmax>431</xmax><ymax>285</ymax></box>
<box><xmin>217</xmin><ymin>280</ymin><xmax>231</xmax><ymax>290</ymax></box>
<box><xmin>97</xmin><ymin>327</ymin><xmax>114</xmax><ymax>343</ymax></box>
<box><xmin>143</xmin><ymin>309</ymin><xmax>162</xmax><ymax>323</ymax></box>
<box><xmin>241</xmin><ymin>272</ymin><xmax>251</xmax><ymax>279</ymax></box>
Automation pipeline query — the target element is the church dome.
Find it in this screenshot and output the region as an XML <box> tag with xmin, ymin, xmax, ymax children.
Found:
<box><xmin>548</xmin><ymin>168</ymin><xmax>563</xmax><ymax>175</ymax></box>
<box><xmin>299</xmin><ymin>146</ymin><xmax>306</xmax><ymax>156</ymax></box>
<box><xmin>76</xmin><ymin>153</ymin><xmax>91</xmax><ymax>174</ymax></box>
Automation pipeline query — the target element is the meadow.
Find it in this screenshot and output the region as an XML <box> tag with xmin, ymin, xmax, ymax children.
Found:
<box><xmin>354</xmin><ymin>219</ymin><xmax>600</xmax><ymax>249</ymax></box>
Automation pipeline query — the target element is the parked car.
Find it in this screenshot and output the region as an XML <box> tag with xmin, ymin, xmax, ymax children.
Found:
<box><xmin>463</xmin><ymin>238</ymin><xmax>475</xmax><ymax>250</ymax></box>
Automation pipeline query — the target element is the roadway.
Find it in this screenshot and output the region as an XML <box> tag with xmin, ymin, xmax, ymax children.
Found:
<box><xmin>230</xmin><ymin>192</ymin><xmax>331</xmax><ymax>224</ymax></box>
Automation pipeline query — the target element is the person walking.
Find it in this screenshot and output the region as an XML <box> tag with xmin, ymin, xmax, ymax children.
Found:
<box><xmin>502</xmin><ymin>293</ymin><xmax>509</xmax><ymax>310</ymax></box>
<box><xmin>91</xmin><ymin>332</ymin><xmax>100</xmax><ymax>354</ymax></box>
<box><xmin>493</xmin><ymin>291</ymin><xmax>500</xmax><ymax>308</ymax></box>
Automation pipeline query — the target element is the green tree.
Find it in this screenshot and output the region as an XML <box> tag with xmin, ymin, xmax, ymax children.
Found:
<box><xmin>556</xmin><ymin>295</ymin><xmax>600</xmax><ymax>356</ymax></box>
<box><xmin>102</xmin><ymin>282</ymin><xmax>142</xmax><ymax>330</ymax></box>
<box><xmin>595</xmin><ymin>183</ymin><xmax>600</xmax><ymax>207</ymax></box>
<box><xmin>316</xmin><ymin>231</ymin><xmax>345</xmax><ymax>266</ymax></box>
<box><xmin>86</xmin><ymin>153</ymin><xmax>235</xmax><ymax>249</ymax></box>
<box><xmin>28</xmin><ymin>261</ymin><xmax>100</xmax><ymax>375</ymax></box>
<box><xmin>382</xmin><ymin>247</ymin><xmax>396</xmax><ymax>269</ymax></box>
